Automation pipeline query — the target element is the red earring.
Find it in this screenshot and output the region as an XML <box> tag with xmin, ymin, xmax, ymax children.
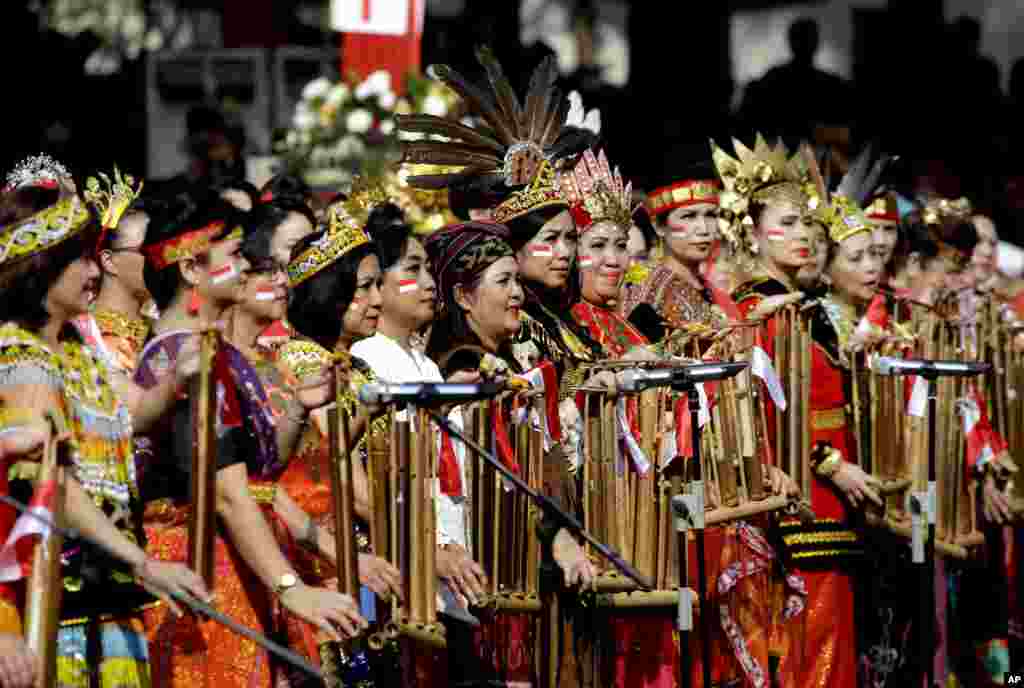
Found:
<box><xmin>187</xmin><ymin>288</ymin><xmax>202</xmax><ymax>315</ymax></box>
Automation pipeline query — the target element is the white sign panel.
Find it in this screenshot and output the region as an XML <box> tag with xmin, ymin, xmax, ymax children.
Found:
<box><xmin>331</xmin><ymin>0</ymin><xmax>420</xmax><ymax>36</ymax></box>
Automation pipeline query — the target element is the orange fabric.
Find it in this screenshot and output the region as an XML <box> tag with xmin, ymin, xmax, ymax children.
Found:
<box><xmin>142</xmin><ymin>503</ymin><xmax>279</xmax><ymax>688</ymax></box>
<box><xmin>778</xmin><ymin>569</ymin><xmax>857</xmax><ymax>688</ymax></box>
<box><xmin>0</xmin><ymin>595</ymin><xmax>21</xmax><ymax>634</ymax></box>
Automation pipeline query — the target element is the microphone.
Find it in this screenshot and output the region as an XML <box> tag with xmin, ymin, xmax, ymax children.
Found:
<box><xmin>872</xmin><ymin>357</ymin><xmax>991</xmax><ymax>378</ymax></box>
<box><xmin>618</xmin><ymin>362</ymin><xmax>748</xmax><ymax>393</ymax></box>
<box><xmin>358</xmin><ymin>381</ymin><xmax>503</xmax><ymax>406</ymax></box>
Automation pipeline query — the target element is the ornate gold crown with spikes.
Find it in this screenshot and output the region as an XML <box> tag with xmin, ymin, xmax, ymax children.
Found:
<box><xmin>711</xmin><ymin>135</ymin><xmax>811</xmax><ymax>250</ymax></box>
<box><xmin>0</xmin><ymin>195</ymin><xmax>92</xmax><ymax>270</ymax></box>
<box><xmin>560</xmin><ymin>149</ymin><xmax>633</xmax><ymax>232</ymax></box>
<box><xmin>84</xmin><ymin>167</ymin><xmax>143</xmax><ymax>230</ymax></box>
<box><xmin>491</xmin><ymin>159</ymin><xmax>564</xmax><ymax>225</ymax></box>
<box><xmin>287</xmin><ymin>178</ymin><xmax>384</xmax><ymax>287</ymax></box>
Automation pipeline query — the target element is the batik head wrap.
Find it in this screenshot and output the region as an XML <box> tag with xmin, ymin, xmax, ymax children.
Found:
<box><xmin>425</xmin><ymin>222</ymin><xmax>514</xmax><ymax>311</ymax></box>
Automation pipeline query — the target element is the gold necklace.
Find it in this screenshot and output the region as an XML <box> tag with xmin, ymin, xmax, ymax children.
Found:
<box><xmin>93</xmin><ymin>308</ymin><xmax>150</xmax><ymax>352</ymax></box>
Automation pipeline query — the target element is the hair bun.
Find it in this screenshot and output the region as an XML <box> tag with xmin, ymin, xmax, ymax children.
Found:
<box><xmin>364</xmin><ymin>202</ymin><xmax>407</xmax><ymax>239</ymax></box>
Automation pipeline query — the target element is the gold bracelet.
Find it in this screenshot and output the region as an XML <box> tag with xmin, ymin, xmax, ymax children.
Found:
<box><xmin>815</xmin><ymin>448</ymin><xmax>843</xmax><ymax>478</ymax></box>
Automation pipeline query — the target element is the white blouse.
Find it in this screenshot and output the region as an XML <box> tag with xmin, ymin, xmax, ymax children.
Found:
<box><xmin>351</xmin><ymin>333</ymin><xmax>468</xmax><ymax>548</ymax></box>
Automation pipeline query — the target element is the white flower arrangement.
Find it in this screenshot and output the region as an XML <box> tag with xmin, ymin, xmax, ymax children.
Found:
<box><xmin>276</xmin><ymin>69</ymin><xmax>460</xmax><ymax>188</ymax></box>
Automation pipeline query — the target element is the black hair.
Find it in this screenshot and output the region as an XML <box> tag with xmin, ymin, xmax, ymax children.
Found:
<box><xmin>260</xmin><ymin>173</ymin><xmax>312</xmax><ymax>205</ymax></box>
<box><xmin>0</xmin><ymin>186</ymin><xmax>60</xmax><ymax>226</ymax></box>
<box><xmin>0</xmin><ymin>224</ymin><xmax>100</xmax><ymax>332</ymax></box>
<box><xmin>141</xmin><ymin>191</ymin><xmax>242</xmax><ymax>310</ymax></box>
<box><xmin>364</xmin><ymin>203</ymin><xmax>414</xmax><ymax>271</ymax></box>
<box><xmin>631</xmin><ymin>205</ymin><xmax>656</xmax><ymax>250</ymax></box>
<box><xmin>504</xmin><ymin>205</ymin><xmax>566</xmax><ymax>253</ymax></box>
<box><xmin>287</xmin><ymin>232</ymin><xmax>378</xmax><ymax>350</ymax></box>
<box><xmin>239</xmin><ymin>199</ymin><xmax>315</xmax><ymax>268</ymax></box>
<box><xmin>212</xmin><ymin>178</ymin><xmax>260</xmax><ymax>210</ymax></box>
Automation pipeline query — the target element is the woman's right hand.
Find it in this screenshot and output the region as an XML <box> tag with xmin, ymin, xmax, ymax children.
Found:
<box><xmin>982</xmin><ymin>471</ymin><xmax>1013</xmax><ymax>524</ymax></box>
<box><xmin>279</xmin><ymin>585</ymin><xmax>368</xmax><ymax>640</ymax></box>
<box><xmin>357</xmin><ymin>553</ymin><xmax>403</xmax><ymax>602</ymax></box>
<box><xmin>830</xmin><ymin>461</ymin><xmax>883</xmax><ymax>509</ymax></box>
<box><xmin>436</xmin><ymin>543</ymin><xmax>486</xmax><ymax>607</ymax></box>
<box><xmin>0</xmin><ymin>633</ymin><xmax>35</xmax><ymax>688</ymax></box>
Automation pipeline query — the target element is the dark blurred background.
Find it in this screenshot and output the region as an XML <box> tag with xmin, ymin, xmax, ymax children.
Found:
<box><xmin>8</xmin><ymin>0</ymin><xmax>1024</xmax><ymax>238</ymax></box>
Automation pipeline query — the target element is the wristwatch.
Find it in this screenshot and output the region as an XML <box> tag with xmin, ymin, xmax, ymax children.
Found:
<box><xmin>272</xmin><ymin>572</ymin><xmax>299</xmax><ymax>597</ymax></box>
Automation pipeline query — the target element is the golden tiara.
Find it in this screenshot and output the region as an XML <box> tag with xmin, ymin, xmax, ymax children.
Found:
<box><xmin>287</xmin><ymin>178</ymin><xmax>384</xmax><ymax>287</ymax></box>
<box><xmin>0</xmin><ymin>195</ymin><xmax>92</xmax><ymax>269</ymax></box>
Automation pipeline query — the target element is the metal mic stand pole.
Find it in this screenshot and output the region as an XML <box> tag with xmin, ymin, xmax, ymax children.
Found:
<box><xmin>425</xmin><ymin>409</ymin><xmax>652</xmax><ymax>590</ymax></box>
<box><xmin>923</xmin><ymin>371</ymin><xmax>937</xmax><ymax>688</ymax></box>
<box><xmin>671</xmin><ymin>377</ymin><xmax>711</xmax><ymax>688</ymax></box>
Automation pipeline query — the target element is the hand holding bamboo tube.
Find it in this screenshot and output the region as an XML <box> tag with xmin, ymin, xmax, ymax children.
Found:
<box><xmin>188</xmin><ymin>327</ymin><xmax>219</xmax><ymax>588</ymax></box>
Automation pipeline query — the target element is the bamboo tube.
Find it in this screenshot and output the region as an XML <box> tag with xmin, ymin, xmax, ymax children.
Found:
<box><xmin>328</xmin><ymin>372</ymin><xmax>359</xmax><ymax>599</ymax></box>
<box><xmin>394</xmin><ymin>410</ymin><xmax>410</xmax><ymax>620</ymax></box>
<box><xmin>705</xmin><ymin>495</ymin><xmax>791</xmax><ymax>526</ymax></box>
<box><xmin>188</xmin><ymin>329</ymin><xmax>218</xmax><ymax>587</ymax></box>
<box><xmin>24</xmin><ymin>433</ymin><xmax>65</xmax><ymax>688</ymax></box>
<box><xmin>594</xmin><ymin>589</ymin><xmax>696</xmax><ymax>609</ymax></box>
<box><xmin>799</xmin><ymin>313</ymin><xmax>812</xmax><ymax>500</ymax></box>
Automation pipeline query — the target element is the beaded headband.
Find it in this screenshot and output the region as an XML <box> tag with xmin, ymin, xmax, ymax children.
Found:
<box><xmin>646</xmin><ymin>179</ymin><xmax>721</xmax><ymax>218</ymax></box>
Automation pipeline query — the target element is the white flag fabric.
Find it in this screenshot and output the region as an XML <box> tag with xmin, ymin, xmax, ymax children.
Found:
<box><xmin>750</xmin><ymin>346</ymin><xmax>786</xmax><ymax>411</ymax></box>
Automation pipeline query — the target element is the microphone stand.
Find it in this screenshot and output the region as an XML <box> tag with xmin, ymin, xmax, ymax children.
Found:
<box><xmin>0</xmin><ymin>494</ymin><xmax>322</xmax><ymax>680</ymax></box>
<box><xmin>922</xmin><ymin>373</ymin><xmax>938</xmax><ymax>688</ymax></box>
<box><xmin>424</xmin><ymin>410</ymin><xmax>652</xmax><ymax>591</ymax></box>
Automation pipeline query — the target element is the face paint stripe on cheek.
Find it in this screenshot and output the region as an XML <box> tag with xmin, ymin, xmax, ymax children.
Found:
<box><xmin>529</xmin><ymin>244</ymin><xmax>554</xmax><ymax>258</ymax></box>
<box><xmin>765</xmin><ymin>228</ymin><xmax>787</xmax><ymax>241</ymax></box>
<box><xmin>254</xmin><ymin>285</ymin><xmax>276</xmax><ymax>301</ymax></box>
<box><xmin>210</xmin><ymin>263</ymin><xmax>239</xmax><ymax>284</ymax></box>
<box><xmin>578</xmin><ymin>255</ymin><xmax>594</xmax><ymax>269</ymax></box>
<box><xmin>398</xmin><ymin>278</ymin><xmax>418</xmax><ymax>294</ymax></box>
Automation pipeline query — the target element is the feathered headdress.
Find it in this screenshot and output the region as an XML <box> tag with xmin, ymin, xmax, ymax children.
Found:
<box><xmin>397</xmin><ymin>46</ymin><xmax>594</xmax><ymax>225</ymax></box>
<box><xmin>801</xmin><ymin>143</ymin><xmax>872</xmax><ymax>245</ymax></box>
<box><xmin>560</xmin><ymin>149</ymin><xmax>633</xmax><ymax>232</ymax></box>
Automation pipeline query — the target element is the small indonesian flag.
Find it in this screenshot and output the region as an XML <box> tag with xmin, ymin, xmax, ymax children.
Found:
<box><xmin>210</xmin><ymin>262</ymin><xmax>239</xmax><ymax>284</ymax></box>
<box><xmin>398</xmin><ymin>278</ymin><xmax>418</xmax><ymax>294</ymax></box>
<box><xmin>855</xmin><ymin>293</ymin><xmax>889</xmax><ymax>338</ymax></box>
<box><xmin>765</xmin><ymin>227</ymin><xmax>787</xmax><ymax>241</ymax></box>
<box><xmin>958</xmin><ymin>383</ymin><xmax>1008</xmax><ymax>472</ymax></box>
<box><xmin>529</xmin><ymin>244</ymin><xmax>553</xmax><ymax>258</ymax></box>
<box><xmin>257</xmin><ymin>320</ymin><xmax>291</xmax><ymax>349</ymax></box>
<box><xmin>515</xmin><ymin>361</ymin><xmax>561</xmax><ymax>446</ymax></box>
<box><xmin>0</xmin><ymin>480</ymin><xmax>57</xmax><ymax>583</ymax></box>
<box><xmin>751</xmin><ymin>331</ymin><xmax>786</xmax><ymax>411</ymax></box>
<box><xmin>671</xmin><ymin>382</ymin><xmax>710</xmax><ymax>465</ymax></box>
<box><xmin>578</xmin><ymin>255</ymin><xmax>594</xmax><ymax>269</ymax></box>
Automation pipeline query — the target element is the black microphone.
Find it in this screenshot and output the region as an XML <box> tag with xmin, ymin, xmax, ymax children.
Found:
<box><xmin>358</xmin><ymin>381</ymin><xmax>503</xmax><ymax>405</ymax></box>
<box><xmin>618</xmin><ymin>362</ymin><xmax>748</xmax><ymax>393</ymax></box>
<box><xmin>872</xmin><ymin>357</ymin><xmax>991</xmax><ymax>378</ymax></box>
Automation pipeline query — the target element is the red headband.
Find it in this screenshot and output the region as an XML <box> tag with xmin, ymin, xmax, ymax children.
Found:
<box><xmin>143</xmin><ymin>221</ymin><xmax>231</xmax><ymax>270</ymax></box>
<box><xmin>646</xmin><ymin>179</ymin><xmax>721</xmax><ymax>217</ymax></box>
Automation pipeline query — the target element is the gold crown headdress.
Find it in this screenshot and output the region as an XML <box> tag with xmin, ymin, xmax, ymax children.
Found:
<box><xmin>801</xmin><ymin>143</ymin><xmax>896</xmax><ymax>244</ymax></box>
<box><xmin>287</xmin><ymin>178</ymin><xmax>385</xmax><ymax>287</ymax></box>
<box><xmin>560</xmin><ymin>149</ymin><xmax>633</xmax><ymax>232</ymax></box>
<box><xmin>921</xmin><ymin>195</ymin><xmax>971</xmax><ymax>227</ymax></box>
<box><xmin>711</xmin><ymin>135</ymin><xmax>811</xmax><ymax>249</ymax></box>
<box><xmin>84</xmin><ymin>167</ymin><xmax>143</xmax><ymax>231</ymax></box>
<box><xmin>0</xmin><ymin>195</ymin><xmax>92</xmax><ymax>270</ymax></box>
<box><xmin>4</xmin><ymin>154</ymin><xmax>71</xmax><ymax>193</ymax></box>
<box><xmin>397</xmin><ymin>46</ymin><xmax>591</xmax><ymax>224</ymax></box>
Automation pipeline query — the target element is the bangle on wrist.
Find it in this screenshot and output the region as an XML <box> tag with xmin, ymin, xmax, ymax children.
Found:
<box><xmin>298</xmin><ymin>518</ymin><xmax>318</xmax><ymax>553</ymax></box>
<box><xmin>816</xmin><ymin>448</ymin><xmax>843</xmax><ymax>478</ymax></box>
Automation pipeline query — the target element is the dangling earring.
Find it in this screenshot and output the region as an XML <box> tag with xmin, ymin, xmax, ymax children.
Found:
<box><xmin>187</xmin><ymin>288</ymin><xmax>202</xmax><ymax>315</ymax></box>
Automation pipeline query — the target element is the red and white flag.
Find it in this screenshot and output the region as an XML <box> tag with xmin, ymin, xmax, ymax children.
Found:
<box><xmin>855</xmin><ymin>293</ymin><xmax>889</xmax><ymax>339</ymax></box>
<box><xmin>750</xmin><ymin>330</ymin><xmax>786</xmax><ymax>410</ymax></box>
<box><xmin>515</xmin><ymin>361</ymin><xmax>561</xmax><ymax>446</ymax></box>
<box><xmin>0</xmin><ymin>479</ymin><xmax>58</xmax><ymax>583</ymax></box>
<box><xmin>958</xmin><ymin>383</ymin><xmax>1008</xmax><ymax>472</ymax></box>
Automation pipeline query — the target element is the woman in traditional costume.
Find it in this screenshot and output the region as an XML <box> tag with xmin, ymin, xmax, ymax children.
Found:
<box><xmin>231</xmin><ymin>192</ymin><xmax>403</xmax><ymax>685</ymax></box>
<box><xmin>0</xmin><ymin>164</ymin><xmax>212</xmax><ymax>688</ymax></box>
<box><xmin>134</xmin><ymin>192</ymin><xmax>366</xmax><ymax>688</ymax></box>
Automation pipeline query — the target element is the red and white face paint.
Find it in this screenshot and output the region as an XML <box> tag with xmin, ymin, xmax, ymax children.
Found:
<box><xmin>516</xmin><ymin>209</ymin><xmax>578</xmax><ymax>291</ymax></box>
<box><xmin>660</xmin><ymin>202</ymin><xmax>718</xmax><ymax>266</ymax></box>
<box><xmin>529</xmin><ymin>244</ymin><xmax>554</xmax><ymax>258</ymax></box>
<box><xmin>578</xmin><ymin>254</ymin><xmax>595</xmax><ymax>269</ymax></box>
<box><xmin>210</xmin><ymin>262</ymin><xmax>239</xmax><ymax>284</ymax></box>
<box><xmin>398</xmin><ymin>278</ymin><xmax>418</xmax><ymax>294</ymax></box>
<box><xmin>578</xmin><ymin>221</ymin><xmax>628</xmax><ymax>307</ymax></box>
<box><xmin>254</xmin><ymin>285</ymin><xmax>277</xmax><ymax>301</ymax></box>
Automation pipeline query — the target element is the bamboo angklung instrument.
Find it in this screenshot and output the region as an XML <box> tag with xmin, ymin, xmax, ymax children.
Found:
<box><xmin>188</xmin><ymin>328</ymin><xmax>219</xmax><ymax>587</ymax></box>
<box><xmin>328</xmin><ymin>367</ymin><xmax>360</xmax><ymax>608</ymax></box>
<box><xmin>23</xmin><ymin>419</ymin><xmax>67</xmax><ymax>688</ymax></box>
<box><xmin>367</xmin><ymin>406</ymin><xmax>445</xmax><ymax>650</ymax></box>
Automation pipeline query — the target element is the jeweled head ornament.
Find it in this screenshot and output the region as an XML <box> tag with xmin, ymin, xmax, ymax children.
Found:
<box><xmin>3</xmin><ymin>154</ymin><xmax>71</xmax><ymax>193</ymax></box>
<box><xmin>286</xmin><ymin>178</ymin><xmax>383</xmax><ymax>287</ymax></box>
<box><xmin>84</xmin><ymin>167</ymin><xmax>143</xmax><ymax>233</ymax></box>
<box><xmin>710</xmin><ymin>135</ymin><xmax>811</xmax><ymax>249</ymax></box>
<box><xmin>646</xmin><ymin>179</ymin><xmax>721</xmax><ymax>218</ymax></box>
<box><xmin>396</xmin><ymin>46</ymin><xmax>596</xmax><ymax>224</ymax></box>
<box><xmin>866</xmin><ymin>193</ymin><xmax>899</xmax><ymax>223</ymax></box>
<box><xmin>800</xmin><ymin>143</ymin><xmax>873</xmax><ymax>245</ymax></box>
<box><xmin>560</xmin><ymin>149</ymin><xmax>633</xmax><ymax>233</ymax></box>
<box><xmin>0</xmin><ymin>195</ymin><xmax>92</xmax><ymax>269</ymax></box>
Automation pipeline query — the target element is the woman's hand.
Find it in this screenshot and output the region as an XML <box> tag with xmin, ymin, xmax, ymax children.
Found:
<box><xmin>357</xmin><ymin>553</ymin><xmax>403</xmax><ymax>602</ymax></box>
<box><xmin>133</xmin><ymin>558</ymin><xmax>213</xmax><ymax>617</ymax></box>
<box><xmin>830</xmin><ymin>462</ymin><xmax>883</xmax><ymax>509</ymax></box>
<box><xmin>446</xmin><ymin>370</ymin><xmax>482</xmax><ymax>385</ymax></box>
<box><xmin>436</xmin><ymin>543</ymin><xmax>486</xmax><ymax>607</ymax></box>
<box><xmin>552</xmin><ymin>528</ymin><xmax>595</xmax><ymax>589</ymax></box>
<box><xmin>279</xmin><ymin>585</ymin><xmax>368</xmax><ymax>640</ymax></box>
<box><xmin>584</xmin><ymin>370</ymin><xmax>618</xmax><ymax>393</ymax></box>
<box><xmin>981</xmin><ymin>471</ymin><xmax>1013</xmax><ymax>524</ymax></box>
<box><xmin>765</xmin><ymin>465</ymin><xmax>800</xmax><ymax>497</ymax></box>
<box><xmin>0</xmin><ymin>633</ymin><xmax>35</xmax><ymax>688</ymax></box>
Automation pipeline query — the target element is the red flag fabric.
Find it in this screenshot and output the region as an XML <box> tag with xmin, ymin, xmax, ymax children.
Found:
<box><xmin>490</xmin><ymin>399</ymin><xmax>519</xmax><ymax>474</ymax></box>
<box><xmin>438</xmin><ymin>429</ymin><xmax>463</xmax><ymax>496</ymax></box>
